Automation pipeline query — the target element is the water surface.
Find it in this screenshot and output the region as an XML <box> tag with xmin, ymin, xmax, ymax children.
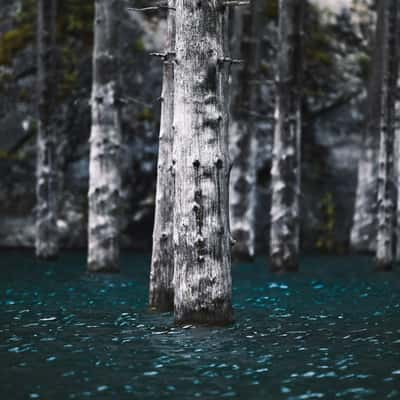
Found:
<box><xmin>1</xmin><ymin>252</ymin><xmax>400</xmax><ymax>399</ymax></box>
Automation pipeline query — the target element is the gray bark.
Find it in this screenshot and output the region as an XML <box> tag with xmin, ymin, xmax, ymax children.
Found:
<box><xmin>36</xmin><ymin>0</ymin><xmax>59</xmax><ymax>259</ymax></box>
<box><xmin>269</xmin><ymin>0</ymin><xmax>304</xmax><ymax>272</ymax></box>
<box><xmin>149</xmin><ymin>0</ymin><xmax>176</xmax><ymax>312</ymax></box>
<box><xmin>396</xmin><ymin>87</ymin><xmax>400</xmax><ymax>261</ymax></box>
<box><xmin>173</xmin><ymin>0</ymin><xmax>233</xmax><ymax>325</ymax></box>
<box><xmin>229</xmin><ymin>1</ymin><xmax>261</xmax><ymax>261</ymax></box>
<box><xmin>88</xmin><ymin>0</ymin><xmax>122</xmax><ymax>273</ymax></box>
<box><xmin>350</xmin><ymin>1</ymin><xmax>385</xmax><ymax>253</ymax></box>
<box><xmin>376</xmin><ymin>0</ymin><xmax>399</xmax><ymax>270</ymax></box>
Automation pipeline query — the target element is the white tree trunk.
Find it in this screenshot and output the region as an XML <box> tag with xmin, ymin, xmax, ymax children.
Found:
<box><xmin>150</xmin><ymin>0</ymin><xmax>176</xmax><ymax>311</ymax></box>
<box><xmin>173</xmin><ymin>0</ymin><xmax>233</xmax><ymax>325</ymax></box>
<box><xmin>88</xmin><ymin>0</ymin><xmax>122</xmax><ymax>273</ymax></box>
<box><xmin>36</xmin><ymin>0</ymin><xmax>59</xmax><ymax>259</ymax></box>
<box><xmin>395</xmin><ymin>88</ymin><xmax>400</xmax><ymax>260</ymax></box>
<box><xmin>350</xmin><ymin>1</ymin><xmax>385</xmax><ymax>253</ymax></box>
<box><xmin>270</xmin><ymin>0</ymin><xmax>304</xmax><ymax>272</ymax></box>
<box><xmin>229</xmin><ymin>1</ymin><xmax>261</xmax><ymax>261</ymax></box>
<box><xmin>376</xmin><ymin>0</ymin><xmax>399</xmax><ymax>270</ymax></box>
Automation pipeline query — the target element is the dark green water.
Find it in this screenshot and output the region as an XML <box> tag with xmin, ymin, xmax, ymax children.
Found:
<box><xmin>1</xmin><ymin>252</ymin><xmax>400</xmax><ymax>400</ymax></box>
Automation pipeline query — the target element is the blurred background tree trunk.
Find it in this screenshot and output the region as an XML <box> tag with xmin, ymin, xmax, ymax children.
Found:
<box><xmin>36</xmin><ymin>0</ymin><xmax>59</xmax><ymax>259</ymax></box>
<box><xmin>270</xmin><ymin>0</ymin><xmax>304</xmax><ymax>272</ymax></box>
<box><xmin>149</xmin><ymin>0</ymin><xmax>176</xmax><ymax>312</ymax></box>
<box><xmin>229</xmin><ymin>1</ymin><xmax>261</xmax><ymax>262</ymax></box>
<box><xmin>88</xmin><ymin>0</ymin><xmax>122</xmax><ymax>273</ymax></box>
<box><xmin>376</xmin><ymin>0</ymin><xmax>399</xmax><ymax>270</ymax></box>
<box><xmin>350</xmin><ymin>0</ymin><xmax>385</xmax><ymax>253</ymax></box>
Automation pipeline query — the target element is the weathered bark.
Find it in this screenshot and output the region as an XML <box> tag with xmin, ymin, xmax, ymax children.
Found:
<box><xmin>36</xmin><ymin>0</ymin><xmax>59</xmax><ymax>259</ymax></box>
<box><xmin>350</xmin><ymin>1</ymin><xmax>385</xmax><ymax>253</ymax></box>
<box><xmin>149</xmin><ymin>0</ymin><xmax>176</xmax><ymax>312</ymax></box>
<box><xmin>88</xmin><ymin>0</ymin><xmax>122</xmax><ymax>273</ymax></box>
<box><xmin>173</xmin><ymin>0</ymin><xmax>233</xmax><ymax>325</ymax></box>
<box><xmin>269</xmin><ymin>0</ymin><xmax>304</xmax><ymax>272</ymax></box>
<box><xmin>376</xmin><ymin>0</ymin><xmax>399</xmax><ymax>270</ymax></box>
<box><xmin>396</xmin><ymin>88</ymin><xmax>400</xmax><ymax>261</ymax></box>
<box><xmin>229</xmin><ymin>1</ymin><xmax>261</xmax><ymax>261</ymax></box>
<box><xmin>395</xmin><ymin>16</ymin><xmax>400</xmax><ymax>262</ymax></box>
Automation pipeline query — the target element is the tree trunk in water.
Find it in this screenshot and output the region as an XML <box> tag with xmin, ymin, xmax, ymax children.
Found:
<box><xmin>270</xmin><ymin>0</ymin><xmax>304</xmax><ymax>272</ymax></box>
<box><xmin>396</xmin><ymin>88</ymin><xmax>400</xmax><ymax>261</ymax></box>
<box><xmin>149</xmin><ymin>0</ymin><xmax>176</xmax><ymax>312</ymax></box>
<box><xmin>36</xmin><ymin>0</ymin><xmax>59</xmax><ymax>259</ymax></box>
<box><xmin>88</xmin><ymin>0</ymin><xmax>122</xmax><ymax>273</ymax></box>
<box><xmin>376</xmin><ymin>0</ymin><xmax>399</xmax><ymax>270</ymax></box>
<box><xmin>173</xmin><ymin>0</ymin><xmax>233</xmax><ymax>325</ymax></box>
<box><xmin>350</xmin><ymin>1</ymin><xmax>385</xmax><ymax>253</ymax></box>
<box><xmin>229</xmin><ymin>1</ymin><xmax>261</xmax><ymax>262</ymax></box>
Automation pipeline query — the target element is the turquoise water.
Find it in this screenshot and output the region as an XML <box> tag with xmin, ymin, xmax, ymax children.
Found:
<box><xmin>1</xmin><ymin>252</ymin><xmax>400</xmax><ymax>399</ymax></box>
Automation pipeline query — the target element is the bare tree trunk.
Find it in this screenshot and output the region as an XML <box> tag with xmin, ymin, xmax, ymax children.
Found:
<box><xmin>149</xmin><ymin>0</ymin><xmax>176</xmax><ymax>311</ymax></box>
<box><xmin>88</xmin><ymin>0</ymin><xmax>122</xmax><ymax>273</ymax></box>
<box><xmin>36</xmin><ymin>0</ymin><xmax>59</xmax><ymax>259</ymax></box>
<box><xmin>395</xmin><ymin>87</ymin><xmax>400</xmax><ymax>261</ymax></box>
<box><xmin>376</xmin><ymin>0</ymin><xmax>399</xmax><ymax>270</ymax></box>
<box><xmin>173</xmin><ymin>0</ymin><xmax>233</xmax><ymax>325</ymax></box>
<box><xmin>269</xmin><ymin>0</ymin><xmax>304</xmax><ymax>272</ymax></box>
<box><xmin>351</xmin><ymin>1</ymin><xmax>385</xmax><ymax>253</ymax></box>
<box><xmin>229</xmin><ymin>1</ymin><xmax>261</xmax><ymax>261</ymax></box>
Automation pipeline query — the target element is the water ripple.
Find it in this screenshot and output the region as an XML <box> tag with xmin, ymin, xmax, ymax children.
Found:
<box><xmin>0</xmin><ymin>253</ymin><xmax>399</xmax><ymax>399</ymax></box>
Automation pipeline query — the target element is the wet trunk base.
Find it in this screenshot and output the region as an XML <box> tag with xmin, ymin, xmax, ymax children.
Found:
<box><xmin>36</xmin><ymin>236</ymin><xmax>59</xmax><ymax>261</ymax></box>
<box><xmin>87</xmin><ymin>263</ymin><xmax>120</xmax><ymax>274</ymax></box>
<box><xmin>270</xmin><ymin>259</ymin><xmax>299</xmax><ymax>273</ymax></box>
<box><xmin>232</xmin><ymin>249</ymin><xmax>254</xmax><ymax>263</ymax></box>
<box><xmin>231</xmin><ymin>230</ymin><xmax>254</xmax><ymax>263</ymax></box>
<box><xmin>175</xmin><ymin>305</ymin><xmax>233</xmax><ymax>327</ymax></box>
<box><xmin>375</xmin><ymin>261</ymin><xmax>394</xmax><ymax>272</ymax></box>
<box><xmin>36</xmin><ymin>253</ymin><xmax>58</xmax><ymax>262</ymax></box>
<box><xmin>149</xmin><ymin>289</ymin><xmax>174</xmax><ymax>313</ymax></box>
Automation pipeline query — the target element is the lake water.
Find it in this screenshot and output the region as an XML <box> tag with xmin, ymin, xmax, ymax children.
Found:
<box><xmin>1</xmin><ymin>252</ymin><xmax>400</xmax><ymax>399</ymax></box>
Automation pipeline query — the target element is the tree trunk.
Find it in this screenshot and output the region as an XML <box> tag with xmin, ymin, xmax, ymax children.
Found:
<box><xmin>88</xmin><ymin>0</ymin><xmax>122</xmax><ymax>273</ymax></box>
<box><xmin>376</xmin><ymin>0</ymin><xmax>399</xmax><ymax>270</ymax></box>
<box><xmin>229</xmin><ymin>1</ymin><xmax>261</xmax><ymax>262</ymax></box>
<box><xmin>173</xmin><ymin>0</ymin><xmax>233</xmax><ymax>325</ymax></box>
<box><xmin>149</xmin><ymin>0</ymin><xmax>176</xmax><ymax>312</ymax></box>
<box><xmin>350</xmin><ymin>1</ymin><xmax>385</xmax><ymax>253</ymax></box>
<box><xmin>396</xmin><ymin>86</ymin><xmax>400</xmax><ymax>261</ymax></box>
<box><xmin>269</xmin><ymin>0</ymin><xmax>304</xmax><ymax>272</ymax></box>
<box><xmin>36</xmin><ymin>0</ymin><xmax>59</xmax><ymax>259</ymax></box>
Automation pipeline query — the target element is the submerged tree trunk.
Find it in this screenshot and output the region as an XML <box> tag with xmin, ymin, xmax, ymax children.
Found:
<box><xmin>229</xmin><ymin>1</ymin><xmax>261</xmax><ymax>261</ymax></box>
<box><xmin>350</xmin><ymin>2</ymin><xmax>385</xmax><ymax>253</ymax></box>
<box><xmin>376</xmin><ymin>0</ymin><xmax>399</xmax><ymax>270</ymax></box>
<box><xmin>396</xmin><ymin>88</ymin><xmax>400</xmax><ymax>261</ymax></box>
<box><xmin>36</xmin><ymin>0</ymin><xmax>59</xmax><ymax>259</ymax></box>
<box><xmin>173</xmin><ymin>0</ymin><xmax>233</xmax><ymax>325</ymax></box>
<box><xmin>149</xmin><ymin>0</ymin><xmax>176</xmax><ymax>312</ymax></box>
<box><xmin>88</xmin><ymin>0</ymin><xmax>122</xmax><ymax>273</ymax></box>
<box><xmin>269</xmin><ymin>0</ymin><xmax>304</xmax><ymax>272</ymax></box>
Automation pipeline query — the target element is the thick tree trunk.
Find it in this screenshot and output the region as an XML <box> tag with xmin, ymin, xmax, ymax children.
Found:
<box><xmin>229</xmin><ymin>1</ymin><xmax>261</xmax><ymax>261</ymax></box>
<box><xmin>36</xmin><ymin>0</ymin><xmax>59</xmax><ymax>259</ymax></box>
<box><xmin>350</xmin><ymin>2</ymin><xmax>385</xmax><ymax>253</ymax></box>
<box><xmin>88</xmin><ymin>0</ymin><xmax>122</xmax><ymax>273</ymax></box>
<box><xmin>173</xmin><ymin>0</ymin><xmax>233</xmax><ymax>325</ymax></box>
<box><xmin>376</xmin><ymin>0</ymin><xmax>399</xmax><ymax>270</ymax></box>
<box><xmin>269</xmin><ymin>0</ymin><xmax>304</xmax><ymax>272</ymax></box>
<box><xmin>149</xmin><ymin>0</ymin><xmax>176</xmax><ymax>312</ymax></box>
